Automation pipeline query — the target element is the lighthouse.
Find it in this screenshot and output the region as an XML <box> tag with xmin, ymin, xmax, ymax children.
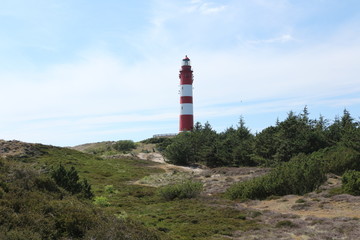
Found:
<box><xmin>179</xmin><ymin>55</ymin><xmax>194</xmax><ymax>132</ymax></box>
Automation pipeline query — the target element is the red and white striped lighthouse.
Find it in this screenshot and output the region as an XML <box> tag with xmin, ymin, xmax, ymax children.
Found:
<box><xmin>179</xmin><ymin>55</ymin><xmax>194</xmax><ymax>132</ymax></box>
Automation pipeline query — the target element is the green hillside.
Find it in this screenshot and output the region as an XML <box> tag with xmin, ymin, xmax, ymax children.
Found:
<box><xmin>0</xmin><ymin>141</ymin><xmax>166</xmax><ymax>240</ymax></box>
<box><xmin>0</xmin><ymin>141</ymin><xmax>261</xmax><ymax>240</ymax></box>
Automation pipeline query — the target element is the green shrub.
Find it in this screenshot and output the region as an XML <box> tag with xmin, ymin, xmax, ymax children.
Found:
<box><xmin>34</xmin><ymin>176</ymin><xmax>60</xmax><ymax>193</ymax></box>
<box><xmin>163</xmin><ymin>133</ymin><xmax>194</xmax><ymax>166</ymax></box>
<box><xmin>94</xmin><ymin>196</ymin><xmax>110</xmax><ymax>207</ymax></box>
<box><xmin>226</xmin><ymin>153</ymin><xmax>326</xmax><ymax>200</ymax></box>
<box><xmin>323</xmin><ymin>146</ymin><xmax>360</xmax><ymax>175</ymax></box>
<box><xmin>275</xmin><ymin>220</ymin><xmax>297</xmax><ymax>228</ymax></box>
<box><xmin>84</xmin><ymin>217</ymin><xmax>161</xmax><ymax>240</ymax></box>
<box><xmin>51</xmin><ymin>165</ymin><xmax>93</xmax><ymax>199</ymax></box>
<box><xmin>328</xmin><ymin>187</ymin><xmax>345</xmax><ymax>196</ymax></box>
<box><xmin>295</xmin><ymin>198</ymin><xmax>306</xmax><ymax>203</ymax></box>
<box><xmin>159</xmin><ymin>180</ymin><xmax>203</xmax><ymax>201</ymax></box>
<box><xmin>81</xmin><ymin>179</ymin><xmax>94</xmax><ymax>199</ymax></box>
<box><xmin>155</xmin><ymin>137</ymin><xmax>174</xmax><ymax>152</ymax></box>
<box><xmin>342</xmin><ymin>170</ymin><xmax>360</xmax><ymax>195</ymax></box>
<box><xmin>113</xmin><ymin>140</ymin><xmax>136</xmax><ymax>152</ymax></box>
<box><xmin>104</xmin><ymin>185</ymin><xmax>115</xmax><ymax>194</ymax></box>
<box><xmin>0</xmin><ymin>229</ymin><xmax>42</xmax><ymax>240</ymax></box>
<box><xmin>141</xmin><ymin>137</ymin><xmax>168</xmax><ymax>144</ymax></box>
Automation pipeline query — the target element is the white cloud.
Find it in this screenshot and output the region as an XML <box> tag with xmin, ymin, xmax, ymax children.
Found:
<box><xmin>199</xmin><ymin>3</ymin><xmax>226</xmax><ymax>14</ymax></box>
<box><xmin>2</xmin><ymin>34</ymin><xmax>360</xmax><ymax>145</ymax></box>
<box><xmin>0</xmin><ymin>50</ymin><xmax>179</xmax><ymax>120</ymax></box>
<box><xmin>1</xmin><ymin>0</ymin><xmax>360</xmax><ymax>146</ymax></box>
<box><xmin>247</xmin><ymin>34</ymin><xmax>296</xmax><ymax>44</ymax></box>
<box><xmin>251</xmin><ymin>0</ymin><xmax>289</xmax><ymax>11</ymax></box>
<box><xmin>186</xmin><ymin>0</ymin><xmax>226</xmax><ymax>14</ymax></box>
<box><xmin>195</xmin><ymin>36</ymin><xmax>360</xmax><ymax>105</ymax></box>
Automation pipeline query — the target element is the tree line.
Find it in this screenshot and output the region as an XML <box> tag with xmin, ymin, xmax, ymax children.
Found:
<box><xmin>152</xmin><ymin>107</ymin><xmax>360</xmax><ymax>199</ymax></box>
<box><xmin>159</xmin><ymin>107</ymin><xmax>359</xmax><ymax>169</ymax></box>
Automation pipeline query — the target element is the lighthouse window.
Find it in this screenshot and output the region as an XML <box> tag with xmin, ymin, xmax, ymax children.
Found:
<box><xmin>182</xmin><ymin>60</ymin><xmax>190</xmax><ymax>66</ymax></box>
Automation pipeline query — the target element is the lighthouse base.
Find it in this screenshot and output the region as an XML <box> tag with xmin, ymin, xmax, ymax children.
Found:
<box><xmin>179</xmin><ymin>115</ymin><xmax>194</xmax><ymax>132</ymax></box>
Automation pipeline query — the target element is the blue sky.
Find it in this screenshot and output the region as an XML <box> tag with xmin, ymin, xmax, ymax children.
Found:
<box><xmin>1</xmin><ymin>0</ymin><xmax>360</xmax><ymax>146</ymax></box>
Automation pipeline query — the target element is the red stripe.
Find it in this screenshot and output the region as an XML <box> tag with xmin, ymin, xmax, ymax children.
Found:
<box><xmin>179</xmin><ymin>69</ymin><xmax>193</xmax><ymax>85</ymax></box>
<box><xmin>180</xmin><ymin>79</ymin><xmax>193</xmax><ymax>85</ymax></box>
<box><xmin>180</xmin><ymin>96</ymin><xmax>193</xmax><ymax>103</ymax></box>
<box><xmin>179</xmin><ymin>115</ymin><xmax>194</xmax><ymax>131</ymax></box>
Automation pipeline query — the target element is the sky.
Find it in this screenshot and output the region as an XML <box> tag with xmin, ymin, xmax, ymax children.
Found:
<box><xmin>1</xmin><ymin>0</ymin><xmax>360</xmax><ymax>146</ymax></box>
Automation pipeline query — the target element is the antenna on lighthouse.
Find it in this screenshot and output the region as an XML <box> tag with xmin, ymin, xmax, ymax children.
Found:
<box><xmin>179</xmin><ymin>55</ymin><xmax>194</xmax><ymax>132</ymax></box>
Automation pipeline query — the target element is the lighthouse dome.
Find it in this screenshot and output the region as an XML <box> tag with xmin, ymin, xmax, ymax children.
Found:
<box><xmin>182</xmin><ymin>55</ymin><xmax>191</xmax><ymax>66</ymax></box>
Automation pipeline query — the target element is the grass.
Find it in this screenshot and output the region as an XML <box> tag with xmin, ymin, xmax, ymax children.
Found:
<box><xmin>328</xmin><ymin>187</ymin><xmax>345</xmax><ymax>196</ymax></box>
<box><xmin>275</xmin><ymin>220</ymin><xmax>298</xmax><ymax>228</ymax></box>
<box><xmin>295</xmin><ymin>198</ymin><xmax>307</xmax><ymax>203</ymax></box>
<box><xmin>158</xmin><ymin>180</ymin><xmax>203</xmax><ymax>201</ymax></box>
<box><xmin>0</xmin><ymin>156</ymin><xmax>162</xmax><ymax>239</ymax></box>
<box><xmin>29</xmin><ymin>146</ymin><xmax>163</xmax><ymax>190</ymax></box>
<box><xmin>94</xmin><ymin>196</ymin><xmax>111</xmax><ymax>207</ymax></box>
<box><xmin>134</xmin><ymin>199</ymin><xmax>259</xmax><ymax>240</ymax></box>
<box><xmin>138</xmin><ymin>171</ymin><xmax>193</xmax><ymax>187</ymax></box>
<box><xmin>7</xmin><ymin>143</ymin><xmax>263</xmax><ymax>239</ymax></box>
<box><xmin>72</xmin><ymin>141</ymin><xmax>157</xmax><ymax>156</ymax></box>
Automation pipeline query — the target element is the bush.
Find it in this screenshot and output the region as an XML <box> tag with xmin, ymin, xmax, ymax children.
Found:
<box><xmin>94</xmin><ymin>196</ymin><xmax>110</xmax><ymax>207</ymax></box>
<box><xmin>226</xmin><ymin>176</ymin><xmax>267</xmax><ymax>200</ymax></box>
<box><xmin>84</xmin><ymin>217</ymin><xmax>161</xmax><ymax>240</ymax></box>
<box><xmin>34</xmin><ymin>176</ymin><xmax>60</xmax><ymax>193</ymax></box>
<box><xmin>105</xmin><ymin>185</ymin><xmax>115</xmax><ymax>194</ymax></box>
<box><xmin>51</xmin><ymin>165</ymin><xmax>93</xmax><ymax>199</ymax></box>
<box><xmin>113</xmin><ymin>140</ymin><xmax>136</xmax><ymax>152</ymax></box>
<box><xmin>342</xmin><ymin>170</ymin><xmax>360</xmax><ymax>195</ymax></box>
<box><xmin>141</xmin><ymin>137</ymin><xmax>167</xmax><ymax>144</ymax></box>
<box><xmin>0</xmin><ymin>229</ymin><xmax>42</xmax><ymax>240</ymax></box>
<box><xmin>226</xmin><ymin>153</ymin><xmax>326</xmax><ymax>200</ymax></box>
<box><xmin>159</xmin><ymin>180</ymin><xmax>203</xmax><ymax>201</ymax></box>
<box><xmin>163</xmin><ymin>133</ymin><xmax>194</xmax><ymax>166</ymax></box>
<box><xmin>155</xmin><ymin>137</ymin><xmax>174</xmax><ymax>152</ymax></box>
<box><xmin>323</xmin><ymin>146</ymin><xmax>360</xmax><ymax>175</ymax></box>
<box><xmin>275</xmin><ymin>220</ymin><xmax>298</xmax><ymax>228</ymax></box>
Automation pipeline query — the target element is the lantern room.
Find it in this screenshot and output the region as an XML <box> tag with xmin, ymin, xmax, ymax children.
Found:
<box><xmin>182</xmin><ymin>55</ymin><xmax>191</xmax><ymax>66</ymax></box>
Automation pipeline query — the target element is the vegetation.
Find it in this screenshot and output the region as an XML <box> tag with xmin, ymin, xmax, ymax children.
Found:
<box><xmin>51</xmin><ymin>164</ymin><xmax>94</xmax><ymax>199</ymax></box>
<box><xmin>0</xmin><ymin>157</ymin><xmax>161</xmax><ymax>240</ymax></box>
<box><xmin>113</xmin><ymin>140</ymin><xmax>137</xmax><ymax>153</ymax></box>
<box><xmin>162</xmin><ymin>108</ymin><xmax>359</xmax><ymax>168</ymax></box>
<box><xmin>321</xmin><ymin>145</ymin><xmax>360</xmax><ymax>175</ymax></box>
<box><xmin>94</xmin><ymin>196</ymin><xmax>111</xmax><ymax>207</ymax></box>
<box><xmin>226</xmin><ymin>153</ymin><xmax>326</xmax><ymax>200</ymax></box>
<box><xmin>275</xmin><ymin>220</ymin><xmax>298</xmax><ymax>228</ymax></box>
<box><xmin>0</xmin><ymin>141</ymin><xmax>262</xmax><ymax>239</ymax></box>
<box><xmin>342</xmin><ymin>170</ymin><xmax>360</xmax><ymax>196</ymax></box>
<box><xmin>1</xmin><ymin>107</ymin><xmax>359</xmax><ymax>238</ymax></box>
<box><xmin>75</xmin><ymin>140</ymin><xmax>137</xmax><ymax>155</ymax></box>
<box><xmin>159</xmin><ymin>107</ymin><xmax>360</xmax><ymax>199</ymax></box>
<box><xmin>134</xmin><ymin>199</ymin><xmax>259</xmax><ymax>239</ymax></box>
<box><xmin>158</xmin><ymin>180</ymin><xmax>203</xmax><ymax>201</ymax></box>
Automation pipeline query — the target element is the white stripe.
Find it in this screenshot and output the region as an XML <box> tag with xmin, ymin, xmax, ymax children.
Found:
<box><xmin>180</xmin><ymin>84</ymin><xmax>193</xmax><ymax>97</ymax></box>
<box><xmin>180</xmin><ymin>103</ymin><xmax>193</xmax><ymax>115</ymax></box>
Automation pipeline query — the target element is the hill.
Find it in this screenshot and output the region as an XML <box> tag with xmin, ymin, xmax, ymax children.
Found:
<box><xmin>0</xmin><ymin>140</ymin><xmax>163</xmax><ymax>240</ymax></box>
<box><xmin>71</xmin><ymin>141</ymin><xmax>117</xmax><ymax>153</ymax></box>
<box><xmin>1</xmin><ymin>139</ymin><xmax>360</xmax><ymax>239</ymax></box>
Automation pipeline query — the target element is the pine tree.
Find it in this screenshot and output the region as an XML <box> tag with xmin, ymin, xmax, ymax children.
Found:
<box><xmin>51</xmin><ymin>165</ymin><xmax>93</xmax><ymax>199</ymax></box>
